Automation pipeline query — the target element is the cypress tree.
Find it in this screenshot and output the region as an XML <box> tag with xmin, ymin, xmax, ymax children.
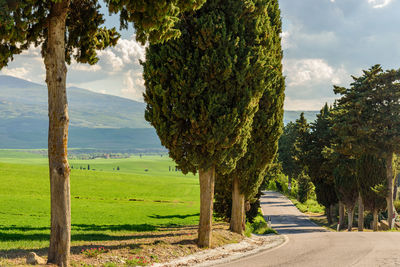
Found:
<box><xmin>216</xmin><ymin>0</ymin><xmax>284</xmax><ymax>235</ymax></box>
<box><xmin>334</xmin><ymin>65</ymin><xmax>400</xmax><ymax>228</ymax></box>
<box><xmin>143</xmin><ymin>0</ymin><xmax>270</xmax><ymax>246</ymax></box>
<box><xmin>278</xmin><ymin>121</ymin><xmax>298</xmax><ymax>185</ymax></box>
<box><xmin>356</xmin><ymin>154</ymin><xmax>387</xmax><ymax>231</ymax></box>
<box><xmin>333</xmin><ymin>156</ymin><xmax>358</xmax><ymax>231</ymax></box>
<box><xmin>0</xmin><ymin>1</ymin><xmax>204</xmax><ymax>265</ymax></box>
<box><xmin>307</xmin><ymin>104</ymin><xmax>338</xmax><ymax>224</ymax></box>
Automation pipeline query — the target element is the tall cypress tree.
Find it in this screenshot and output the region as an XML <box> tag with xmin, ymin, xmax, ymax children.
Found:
<box><xmin>219</xmin><ymin>0</ymin><xmax>285</xmax><ymax>234</ymax></box>
<box><xmin>0</xmin><ymin>1</ymin><xmax>204</xmax><ymax>265</ymax></box>
<box><xmin>307</xmin><ymin>104</ymin><xmax>338</xmax><ymax>224</ymax></box>
<box><xmin>143</xmin><ymin>0</ymin><xmax>270</xmax><ymax>246</ymax></box>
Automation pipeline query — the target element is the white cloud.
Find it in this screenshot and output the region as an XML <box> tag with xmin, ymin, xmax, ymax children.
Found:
<box><xmin>1</xmin><ymin>67</ymin><xmax>30</xmax><ymax>80</ymax></box>
<box><xmin>283</xmin><ymin>58</ymin><xmax>347</xmax><ymax>87</ymax></box>
<box><xmin>367</xmin><ymin>0</ymin><xmax>393</xmax><ymax>8</ymax></box>
<box><xmin>121</xmin><ymin>70</ymin><xmax>145</xmax><ymax>101</ymax></box>
<box><xmin>284</xmin><ymin>96</ymin><xmax>336</xmax><ymax>110</ymax></box>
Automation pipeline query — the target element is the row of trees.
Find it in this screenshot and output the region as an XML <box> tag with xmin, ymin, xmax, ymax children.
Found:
<box><xmin>143</xmin><ymin>0</ymin><xmax>284</xmax><ymax>245</ymax></box>
<box><xmin>279</xmin><ymin>65</ymin><xmax>400</xmax><ymax>231</ymax></box>
<box><xmin>1</xmin><ymin>0</ymin><xmax>285</xmax><ymax>265</ymax></box>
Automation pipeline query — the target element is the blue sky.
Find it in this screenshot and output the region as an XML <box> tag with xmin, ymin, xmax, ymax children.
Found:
<box><xmin>1</xmin><ymin>0</ymin><xmax>399</xmax><ymax>110</ymax></box>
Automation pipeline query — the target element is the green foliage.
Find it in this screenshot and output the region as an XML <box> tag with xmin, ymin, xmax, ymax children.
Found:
<box><xmin>244</xmin><ymin>209</ymin><xmax>277</xmax><ymax>237</ymax></box>
<box><xmin>333</xmin><ymin>65</ymin><xmax>400</xmax><ymax>158</ymax></box>
<box><xmin>394</xmin><ymin>200</ymin><xmax>400</xmax><ymax>213</ymax></box>
<box><xmin>333</xmin><ymin>156</ymin><xmax>358</xmax><ymax>210</ymax></box>
<box><xmin>356</xmin><ymin>154</ymin><xmax>387</xmax><ymax>212</ymax></box>
<box><xmin>106</xmin><ymin>0</ymin><xmax>206</xmax><ymax>44</ymax></box>
<box><xmin>0</xmin><ymin>0</ymin><xmax>204</xmax><ymax>68</ymax></box>
<box><xmin>290</xmin><ymin>198</ymin><xmax>325</xmax><ymax>214</ymax></box>
<box><xmin>306</xmin><ymin>104</ymin><xmax>338</xmax><ymax>209</ymax></box>
<box><xmin>297</xmin><ymin>170</ymin><xmax>312</xmax><ymax>203</ymax></box>
<box><xmin>143</xmin><ymin>0</ymin><xmax>277</xmax><ymax>175</ymax></box>
<box><xmin>278</xmin><ymin>122</ymin><xmax>298</xmax><ymax>179</ymax></box>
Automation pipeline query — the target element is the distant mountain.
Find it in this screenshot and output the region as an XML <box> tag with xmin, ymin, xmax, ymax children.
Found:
<box><xmin>283</xmin><ymin>110</ymin><xmax>319</xmax><ymax>125</ymax></box>
<box><xmin>0</xmin><ymin>75</ymin><xmax>161</xmax><ymax>150</ymax></box>
<box><xmin>0</xmin><ymin>75</ymin><xmax>318</xmax><ymax>150</ymax></box>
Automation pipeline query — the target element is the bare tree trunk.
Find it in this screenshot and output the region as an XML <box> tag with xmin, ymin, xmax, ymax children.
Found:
<box><xmin>45</xmin><ymin>1</ymin><xmax>71</xmax><ymax>266</ymax></box>
<box><xmin>386</xmin><ymin>153</ymin><xmax>394</xmax><ymax>229</ymax></box>
<box><xmin>347</xmin><ymin>207</ymin><xmax>354</xmax><ymax>231</ymax></box>
<box><xmin>372</xmin><ymin>209</ymin><xmax>378</xmax><ymax>231</ymax></box>
<box><xmin>198</xmin><ymin>166</ymin><xmax>215</xmax><ymax>247</ymax></box>
<box><xmin>358</xmin><ymin>194</ymin><xmax>364</xmax><ymax>232</ymax></box>
<box><xmin>339</xmin><ymin>201</ymin><xmax>345</xmax><ymax>230</ymax></box>
<box><xmin>393</xmin><ymin>174</ymin><xmax>399</xmax><ymax>202</ymax></box>
<box><xmin>326</xmin><ymin>205</ymin><xmax>332</xmax><ymax>225</ymax></box>
<box><xmin>230</xmin><ymin>176</ymin><xmax>245</xmax><ymax>235</ymax></box>
<box><xmin>330</xmin><ymin>204</ymin><xmax>335</xmax><ymax>223</ymax></box>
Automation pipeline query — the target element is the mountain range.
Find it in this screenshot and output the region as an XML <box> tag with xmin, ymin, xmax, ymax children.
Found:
<box><xmin>0</xmin><ymin>75</ymin><xmax>318</xmax><ymax>150</ymax></box>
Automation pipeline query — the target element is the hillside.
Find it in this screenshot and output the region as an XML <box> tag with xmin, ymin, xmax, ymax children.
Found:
<box><xmin>0</xmin><ymin>75</ymin><xmax>316</xmax><ymax>150</ymax></box>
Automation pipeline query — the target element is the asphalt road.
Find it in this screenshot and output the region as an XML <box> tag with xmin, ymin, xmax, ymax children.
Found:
<box><xmin>216</xmin><ymin>191</ymin><xmax>400</xmax><ymax>267</ymax></box>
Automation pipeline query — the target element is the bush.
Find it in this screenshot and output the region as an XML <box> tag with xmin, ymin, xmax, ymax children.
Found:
<box><xmin>297</xmin><ymin>171</ymin><xmax>312</xmax><ymax>203</ymax></box>
<box><xmin>244</xmin><ymin>209</ymin><xmax>277</xmax><ymax>237</ymax></box>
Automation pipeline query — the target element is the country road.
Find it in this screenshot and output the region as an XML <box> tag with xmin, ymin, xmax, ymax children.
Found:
<box><xmin>216</xmin><ymin>191</ymin><xmax>400</xmax><ymax>267</ymax></box>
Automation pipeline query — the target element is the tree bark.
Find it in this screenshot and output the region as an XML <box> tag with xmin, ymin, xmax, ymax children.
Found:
<box><xmin>230</xmin><ymin>176</ymin><xmax>245</xmax><ymax>235</ymax></box>
<box><xmin>347</xmin><ymin>207</ymin><xmax>354</xmax><ymax>231</ymax></box>
<box><xmin>45</xmin><ymin>1</ymin><xmax>71</xmax><ymax>266</ymax></box>
<box><xmin>393</xmin><ymin>174</ymin><xmax>399</xmax><ymax>202</ymax></box>
<box><xmin>198</xmin><ymin>166</ymin><xmax>215</xmax><ymax>247</ymax></box>
<box><xmin>372</xmin><ymin>209</ymin><xmax>378</xmax><ymax>231</ymax></box>
<box><xmin>338</xmin><ymin>201</ymin><xmax>345</xmax><ymax>230</ymax></box>
<box><xmin>326</xmin><ymin>205</ymin><xmax>332</xmax><ymax>225</ymax></box>
<box><xmin>386</xmin><ymin>153</ymin><xmax>394</xmax><ymax>229</ymax></box>
<box><xmin>358</xmin><ymin>194</ymin><xmax>364</xmax><ymax>232</ymax></box>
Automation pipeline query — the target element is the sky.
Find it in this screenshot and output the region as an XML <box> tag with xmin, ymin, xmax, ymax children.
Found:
<box><xmin>1</xmin><ymin>0</ymin><xmax>400</xmax><ymax>110</ymax></box>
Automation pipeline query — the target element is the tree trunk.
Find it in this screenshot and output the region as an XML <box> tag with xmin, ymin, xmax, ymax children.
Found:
<box><xmin>358</xmin><ymin>194</ymin><xmax>364</xmax><ymax>232</ymax></box>
<box><xmin>372</xmin><ymin>209</ymin><xmax>378</xmax><ymax>231</ymax></box>
<box><xmin>393</xmin><ymin>174</ymin><xmax>399</xmax><ymax>202</ymax></box>
<box><xmin>230</xmin><ymin>176</ymin><xmax>245</xmax><ymax>235</ymax></box>
<box><xmin>330</xmin><ymin>204</ymin><xmax>335</xmax><ymax>223</ymax></box>
<box><xmin>339</xmin><ymin>201</ymin><xmax>345</xmax><ymax>230</ymax></box>
<box><xmin>198</xmin><ymin>166</ymin><xmax>215</xmax><ymax>247</ymax></box>
<box><xmin>326</xmin><ymin>205</ymin><xmax>332</xmax><ymax>225</ymax></box>
<box><xmin>386</xmin><ymin>153</ymin><xmax>394</xmax><ymax>229</ymax></box>
<box><xmin>45</xmin><ymin>2</ymin><xmax>71</xmax><ymax>266</ymax></box>
<box><xmin>347</xmin><ymin>207</ymin><xmax>354</xmax><ymax>231</ymax></box>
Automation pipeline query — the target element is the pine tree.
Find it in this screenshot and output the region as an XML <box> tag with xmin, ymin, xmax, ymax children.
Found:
<box><xmin>0</xmin><ymin>1</ymin><xmax>204</xmax><ymax>265</ymax></box>
<box><xmin>143</xmin><ymin>0</ymin><xmax>270</xmax><ymax>246</ymax></box>
<box><xmin>334</xmin><ymin>65</ymin><xmax>400</xmax><ymax>228</ymax></box>
<box><xmin>278</xmin><ymin>122</ymin><xmax>297</xmax><ymax>181</ymax></box>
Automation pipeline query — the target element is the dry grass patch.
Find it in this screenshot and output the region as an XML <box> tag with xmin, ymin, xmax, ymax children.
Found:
<box><xmin>0</xmin><ymin>223</ymin><xmax>244</xmax><ymax>267</ymax></box>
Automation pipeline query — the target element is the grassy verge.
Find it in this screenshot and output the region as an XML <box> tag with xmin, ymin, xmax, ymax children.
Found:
<box><xmin>245</xmin><ymin>209</ymin><xmax>277</xmax><ymax>237</ymax></box>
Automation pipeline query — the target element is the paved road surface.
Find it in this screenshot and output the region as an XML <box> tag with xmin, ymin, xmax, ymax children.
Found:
<box><xmin>216</xmin><ymin>191</ymin><xmax>400</xmax><ymax>267</ymax></box>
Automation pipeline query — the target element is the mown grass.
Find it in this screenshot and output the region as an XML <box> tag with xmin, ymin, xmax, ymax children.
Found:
<box><xmin>0</xmin><ymin>150</ymin><xmax>200</xmax><ymax>251</ymax></box>
<box><xmin>245</xmin><ymin>209</ymin><xmax>277</xmax><ymax>237</ymax></box>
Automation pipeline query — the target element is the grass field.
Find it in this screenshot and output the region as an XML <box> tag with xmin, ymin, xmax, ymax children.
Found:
<box><xmin>0</xmin><ymin>150</ymin><xmax>200</xmax><ymax>251</ymax></box>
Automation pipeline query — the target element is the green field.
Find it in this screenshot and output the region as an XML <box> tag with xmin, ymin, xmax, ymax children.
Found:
<box><xmin>0</xmin><ymin>150</ymin><xmax>199</xmax><ymax>251</ymax></box>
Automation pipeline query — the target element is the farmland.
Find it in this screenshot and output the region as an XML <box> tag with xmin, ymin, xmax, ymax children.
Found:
<box><xmin>0</xmin><ymin>150</ymin><xmax>199</xmax><ymax>251</ymax></box>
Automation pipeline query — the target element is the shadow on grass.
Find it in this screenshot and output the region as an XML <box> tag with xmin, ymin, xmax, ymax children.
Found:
<box><xmin>0</xmin><ymin>224</ymin><xmax>199</xmax><ymax>259</ymax></box>
<box><xmin>148</xmin><ymin>213</ymin><xmax>199</xmax><ymax>220</ymax></box>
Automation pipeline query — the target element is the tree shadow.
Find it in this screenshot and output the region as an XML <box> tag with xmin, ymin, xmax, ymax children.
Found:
<box><xmin>148</xmin><ymin>213</ymin><xmax>199</xmax><ymax>220</ymax></box>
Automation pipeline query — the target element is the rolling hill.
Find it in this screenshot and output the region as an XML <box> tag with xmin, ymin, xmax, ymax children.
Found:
<box><xmin>0</xmin><ymin>75</ymin><xmax>317</xmax><ymax>150</ymax></box>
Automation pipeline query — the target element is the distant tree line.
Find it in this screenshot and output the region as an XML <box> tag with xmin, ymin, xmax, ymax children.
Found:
<box><xmin>277</xmin><ymin>65</ymin><xmax>400</xmax><ymax>231</ymax></box>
